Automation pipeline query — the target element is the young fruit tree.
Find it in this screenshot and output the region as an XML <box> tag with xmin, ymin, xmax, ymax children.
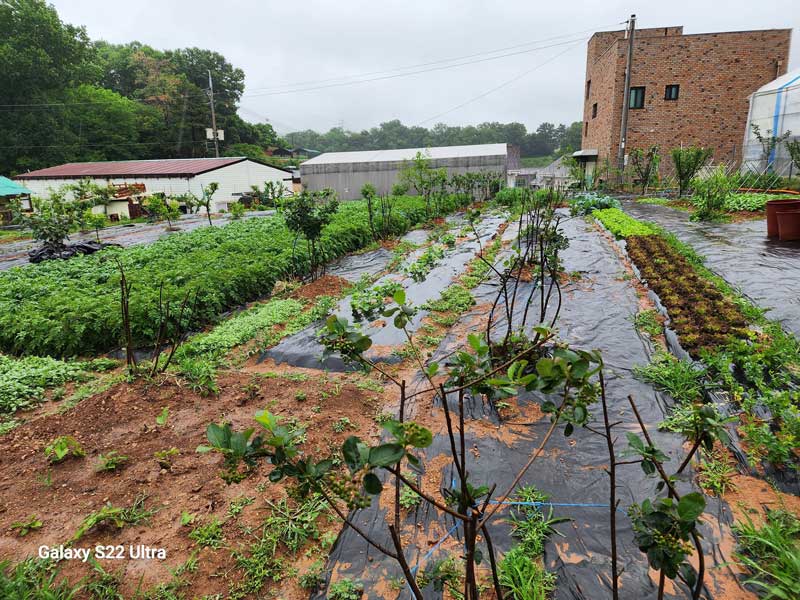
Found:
<box><xmin>283</xmin><ymin>189</ymin><xmax>339</xmax><ymax>280</ymax></box>
<box><xmin>670</xmin><ymin>147</ymin><xmax>713</xmax><ymax>197</ymax></box>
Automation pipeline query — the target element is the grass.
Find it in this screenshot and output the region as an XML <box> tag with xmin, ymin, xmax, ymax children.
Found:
<box><xmin>696</xmin><ymin>448</ymin><xmax>737</xmax><ymax>497</ymax></box>
<box><xmin>72</xmin><ymin>495</ymin><xmax>156</xmax><ymax>543</ymax></box>
<box><xmin>498</xmin><ymin>486</ymin><xmax>563</xmax><ymax>599</ymax></box>
<box><xmin>634</xmin><ymin>352</ymin><xmax>706</xmax><ymax>403</ymax></box>
<box><xmin>229</xmin><ymin>494</ymin><xmax>329</xmax><ymax>599</ymax></box>
<box><xmin>735</xmin><ymin>508</ymin><xmax>800</xmax><ymax>599</ymax></box>
<box><xmin>634</xmin><ymin>309</ymin><xmax>662</xmax><ymax>337</ymax></box>
<box><xmin>0</xmin><ymin>559</ymin><xmax>83</xmax><ymax>599</ymax></box>
<box><xmin>328</xmin><ymin>578</ymin><xmax>364</xmax><ymax>600</ymax></box>
<box><xmin>188</xmin><ymin>517</ymin><xmax>225</xmax><ymax>549</ymax></box>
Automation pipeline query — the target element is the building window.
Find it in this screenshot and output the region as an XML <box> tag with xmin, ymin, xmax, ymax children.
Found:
<box><xmin>665</xmin><ymin>84</ymin><xmax>680</xmax><ymax>100</ymax></box>
<box><xmin>584</xmin><ymin>121</ymin><xmax>589</xmax><ymax>136</ymax></box>
<box><xmin>585</xmin><ymin>80</ymin><xmax>591</xmax><ymax>99</ymax></box>
<box><xmin>629</xmin><ymin>86</ymin><xmax>645</xmax><ymax>109</ymax></box>
<box><xmin>592</xmin><ymin>103</ymin><xmax>598</xmax><ymax>118</ymax></box>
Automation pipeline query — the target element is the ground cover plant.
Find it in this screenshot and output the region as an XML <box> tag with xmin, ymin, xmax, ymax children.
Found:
<box><xmin>0</xmin><ymin>355</ymin><xmax>116</xmax><ymax>417</ymax></box>
<box><xmin>592</xmin><ymin>207</ymin><xmax>659</xmax><ymax>238</ymax></box>
<box><xmin>0</xmin><ymin>194</ymin><xmax>471</xmax><ymax>358</ymax></box>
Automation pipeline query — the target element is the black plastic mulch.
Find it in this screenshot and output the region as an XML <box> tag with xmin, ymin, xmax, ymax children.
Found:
<box><xmin>315</xmin><ymin>215</ymin><xmax>746</xmax><ymax>600</ymax></box>
<box><xmin>262</xmin><ymin>214</ymin><xmax>507</xmax><ymax>371</ymax></box>
<box><xmin>622</xmin><ymin>200</ymin><xmax>800</xmax><ymax>338</ymax></box>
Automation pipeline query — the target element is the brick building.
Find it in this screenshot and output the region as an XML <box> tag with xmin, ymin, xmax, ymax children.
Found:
<box><xmin>578</xmin><ymin>25</ymin><xmax>791</xmax><ymax>181</ymax></box>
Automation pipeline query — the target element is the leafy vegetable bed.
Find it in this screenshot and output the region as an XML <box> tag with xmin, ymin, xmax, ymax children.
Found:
<box><xmin>594</xmin><ymin>208</ymin><xmax>800</xmax><ymax>473</ymax></box>
<box><xmin>0</xmin><ymin>195</ymin><xmax>467</xmax><ymax>357</ymax></box>
<box><xmin>625</xmin><ymin>235</ymin><xmax>748</xmax><ymax>357</ymax></box>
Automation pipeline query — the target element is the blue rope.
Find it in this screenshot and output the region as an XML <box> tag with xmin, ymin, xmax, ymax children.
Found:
<box><xmin>490</xmin><ymin>500</ymin><xmax>628</xmax><ymax>515</ymax></box>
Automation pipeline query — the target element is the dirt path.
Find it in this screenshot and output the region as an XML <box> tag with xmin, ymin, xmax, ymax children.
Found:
<box><xmin>621</xmin><ymin>200</ymin><xmax>800</xmax><ymax>338</ymax></box>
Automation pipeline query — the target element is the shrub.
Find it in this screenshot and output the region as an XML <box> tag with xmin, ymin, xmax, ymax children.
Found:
<box><xmin>691</xmin><ymin>165</ymin><xmax>734</xmax><ymax>221</ymax></box>
<box><xmin>671</xmin><ymin>146</ymin><xmax>713</xmax><ymax>196</ymax></box>
<box><xmin>569</xmin><ymin>192</ymin><xmax>621</xmax><ymax>215</ymax></box>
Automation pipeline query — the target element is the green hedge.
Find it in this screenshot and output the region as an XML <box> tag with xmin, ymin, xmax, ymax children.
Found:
<box><xmin>0</xmin><ymin>195</ymin><xmax>467</xmax><ymax>357</ymax></box>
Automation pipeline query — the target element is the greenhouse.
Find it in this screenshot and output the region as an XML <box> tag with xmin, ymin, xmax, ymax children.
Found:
<box><xmin>742</xmin><ymin>67</ymin><xmax>800</xmax><ymax>175</ymax></box>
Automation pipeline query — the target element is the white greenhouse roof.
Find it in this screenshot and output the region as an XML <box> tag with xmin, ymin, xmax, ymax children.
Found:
<box><xmin>301</xmin><ymin>143</ymin><xmax>508</xmax><ymax>166</ymax></box>
<box><xmin>753</xmin><ymin>68</ymin><xmax>800</xmax><ymax>95</ymax></box>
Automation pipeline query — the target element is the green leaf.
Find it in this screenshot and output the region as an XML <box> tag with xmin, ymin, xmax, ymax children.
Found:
<box><xmin>342</xmin><ymin>436</ymin><xmax>363</xmax><ymax>470</ymax></box>
<box><xmin>626</xmin><ymin>432</ymin><xmax>645</xmax><ymax>452</ymax></box>
<box><xmin>677</xmin><ymin>492</ymin><xmax>706</xmax><ymax>523</ymax></box>
<box><xmin>206</xmin><ymin>423</ymin><xmax>229</xmax><ymax>449</ymax></box>
<box><xmin>393</xmin><ymin>289</ymin><xmax>406</xmax><ymax>305</ymax></box>
<box><xmin>363</xmin><ymin>472</ymin><xmax>383</xmax><ymax>494</ymax></box>
<box><xmin>368</xmin><ymin>443</ymin><xmax>405</xmax><ymax>467</ymax></box>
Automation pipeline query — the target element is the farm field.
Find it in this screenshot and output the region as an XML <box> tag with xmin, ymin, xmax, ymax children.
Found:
<box><xmin>0</xmin><ymin>187</ymin><xmax>798</xmax><ymax>600</ymax></box>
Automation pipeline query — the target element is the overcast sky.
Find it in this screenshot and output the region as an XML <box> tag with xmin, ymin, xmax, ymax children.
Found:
<box><xmin>52</xmin><ymin>0</ymin><xmax>800</xmax><ymax>135</ymax></box>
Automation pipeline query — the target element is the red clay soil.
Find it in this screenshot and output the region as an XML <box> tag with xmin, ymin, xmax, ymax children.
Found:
<box><xmin>290</xmin><ymin>274</ymin><xmax>351</xmax><ymax>301</ymax></box>
<box><xmin>0</xmin><ymin>369</ymin><xmax>389</xmax><ymax>598</ymax></box>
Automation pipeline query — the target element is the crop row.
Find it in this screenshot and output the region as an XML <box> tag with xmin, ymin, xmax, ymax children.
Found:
<box><xmin>0</xmin><ymin>195</ymin><xmax>471</xmax><ymax>358</ymax></box>
<box><xmin>594</xmin><ymin>208</ymin><xmax>800</xmax><ymax>470</ymax></box>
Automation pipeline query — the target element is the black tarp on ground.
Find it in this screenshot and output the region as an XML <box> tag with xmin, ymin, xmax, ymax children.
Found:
<box><xmin>622</xmin><ymin>200</ymin><xmax>800</xmax><ymax>338</ymax></box>
<box><xmin>315</xmin><ymin>215</ymin><xmax>744</xmax><ymax>599</ymax></box>
<box><xmin>262</xmin><ymin>214</ymin><xmax>507</xmax><ymax>371</ymax></box>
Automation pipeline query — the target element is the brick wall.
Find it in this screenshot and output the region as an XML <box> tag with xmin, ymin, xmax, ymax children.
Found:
<box><xmin>580</xmin><ymin>26</ymin><xmax>791</xmax><ymax>169</ymax></box>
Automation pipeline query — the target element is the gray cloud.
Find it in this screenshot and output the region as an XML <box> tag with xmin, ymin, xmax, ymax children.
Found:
<box><xmin>53</xmin><ymin>0</ymin><xmax>799</xmax><ymax>134</ymax></box>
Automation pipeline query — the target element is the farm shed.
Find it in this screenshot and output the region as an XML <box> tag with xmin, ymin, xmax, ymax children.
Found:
<box><xmin>0</xmin><ymin>176</ymin><xmax>32</xmax><ymax>224</ymax></box>
<box><xmin>300</xmin><ymin>143</ymin><xmax>520</xmax><ymax>199</ymax></box>
<box><xmin>14</xmin><ymin>157</ymin><xmax>292</xmax><ymax>218</ymax></box>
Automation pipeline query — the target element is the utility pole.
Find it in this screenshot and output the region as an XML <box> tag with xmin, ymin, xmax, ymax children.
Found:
<box><xmin>617</xmin><ymin>14</ymin><xmax>636</xmax><ymax>184</ymax></box>
<box><xmin>207</xmin><ymin>70</ymin><xmax>220</xmax><ymax>158</ymax></box>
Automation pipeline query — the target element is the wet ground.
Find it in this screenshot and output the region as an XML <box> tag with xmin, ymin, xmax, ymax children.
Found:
<box><xmin>0</xmin><ymin>211</ymin><xmax>275</xmax><ymax>271</ymax></box>
<box><xmin>622</xmin><ymin>200</ymin><xmax>800</xmax><ymax>337</ymax></box>
<box><xmin>315</xmin><ymin>214</ymin><xmax>749</xmax><ymax>599</ymax></box>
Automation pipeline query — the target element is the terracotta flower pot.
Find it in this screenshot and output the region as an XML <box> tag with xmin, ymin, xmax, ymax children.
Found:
<box><xmin>776</xmin><ymin>209</ymin><xmax>800</xmax><ymax>241</ymax></box>
<box><xmin>766</xmin><ymin>199</ymin><xmax>800</xmax><ymax>237</ymax></box>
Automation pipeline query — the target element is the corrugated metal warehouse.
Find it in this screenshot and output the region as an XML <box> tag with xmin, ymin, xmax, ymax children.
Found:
<box><xmin>15</xmin><ymin>157</ymin><xmax>292</xmax><ymax>217</ymax></box>
<box><xmin>300</xmin><ymin>143</ymin><xmax>520</xmax><ymax>199</ymax></box>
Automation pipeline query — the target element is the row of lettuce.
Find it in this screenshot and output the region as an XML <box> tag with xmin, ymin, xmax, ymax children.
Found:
<box><xmin>0</xmin><ymin>194</ymin><xmax>474</xmax><ymax>359</ymax></box>
<box><xmin>593</xmin><ymin>207</ymin><xmax>799</xmax><ymax>473</ymax></box>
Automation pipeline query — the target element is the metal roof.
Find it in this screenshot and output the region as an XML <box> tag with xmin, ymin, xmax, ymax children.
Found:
<box><xmin>301</xmin><ymin>143</ymin><xmax>508</xmax><ymax>166</ymax></box>
<box><xmin>15</xmin><ymin>157</ymin><xmax>251</xmax><ymax>180</ymax></box>
<box><xmin>0</xmin><ymin>176</ymin><xmax>31</xmax><ymax>196</ymax></box>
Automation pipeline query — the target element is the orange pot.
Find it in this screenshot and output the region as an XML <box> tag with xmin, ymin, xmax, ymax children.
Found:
<box><xmin>766</xmin><ymin>199</ymin><xmax>800</xmax><ymax>237</ymax></box>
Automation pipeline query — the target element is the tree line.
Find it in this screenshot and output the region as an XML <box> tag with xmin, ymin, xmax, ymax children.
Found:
<box><xmin>284</xmin><ymin>119</ymin><xmax>582</xmax><ymax>157</ymax></box>
<box><xmin>0</xmin><ymin>0</ymin><xmax>280</xmax><ymax>176</ymax></box>
<box><xmin>0</xmin><ymin>0</ymin><xmax>580</xmax><ymax>177</ymax></box>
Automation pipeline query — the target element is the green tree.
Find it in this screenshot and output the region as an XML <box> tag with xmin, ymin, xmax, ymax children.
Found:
<box><xmin>199</xmin><ymin>182</ymin><xmax>219</xmax><ymax>226</ymax></box>
<box><xmin>283</xmin><ymin>190</ymin><xmax>339</xmax><ymax>279</ymax></box>
<box><xmin>670</xmin><ymin>147</ymin><xmax>713</xmax><ymax>197</ymax></box>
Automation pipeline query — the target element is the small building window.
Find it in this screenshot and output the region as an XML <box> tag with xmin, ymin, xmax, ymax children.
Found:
<box><xmin>665</xmin><ymin>84</ymin><xmax>680</xmax><ymax>100</ymax></box>
<box><xmin>586</xmin><ymin>80</ymin><xmax>591</xmax><ymax>99</ymax></box>
<box><xmin>592</xmin><ymin>103</ymin><xmax>598</xmax><ymax>118</ymax></box>
<box><xmin>629</xmin><ymin>86</ymin><xmax>645</xmax><ymax>109</ymax></box>
<box><xmin>584</xmin><ymin>121</ymin><xmax>589</xmax><ymax>136</ymax></box>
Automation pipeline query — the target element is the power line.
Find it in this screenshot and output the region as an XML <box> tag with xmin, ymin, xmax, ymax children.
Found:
<box><xmin>0</xmin><ymin>27</ymin><xmax>607</xmax><ymax>110</ymax></box>
<box><xmin>348</xmin><ymin>40</ymin><xmax>585</xmax><ymax>164</ymax></box>
<box><xmin>242</xmin><ymin>24</ymin><xmax>617</xmax><ymax>94</ymax></box>
<box><xmin>239</xmin><ymin>36</ymin><xmax>592</xmax><ymax>99</ymax></box>
<box><xmin>416</xmin><ymin>41</ymin><xmax>584</xmax><ymax>126</ymax></box>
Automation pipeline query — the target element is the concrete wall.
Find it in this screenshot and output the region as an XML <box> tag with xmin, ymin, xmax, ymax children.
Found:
<box><xmin>301</xmin><ymin>154</ymin><xmax>509</xmax><ymax>199</ymax></box>
<box><xmin>581</xmin><ymin>27</ymin><xmax>791</xmax><ymax>169</ymax></box>
<box><xmin>17</xmin><ymin>160</ymin><xmax>292</xmax><ymax>216</ymax></box>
